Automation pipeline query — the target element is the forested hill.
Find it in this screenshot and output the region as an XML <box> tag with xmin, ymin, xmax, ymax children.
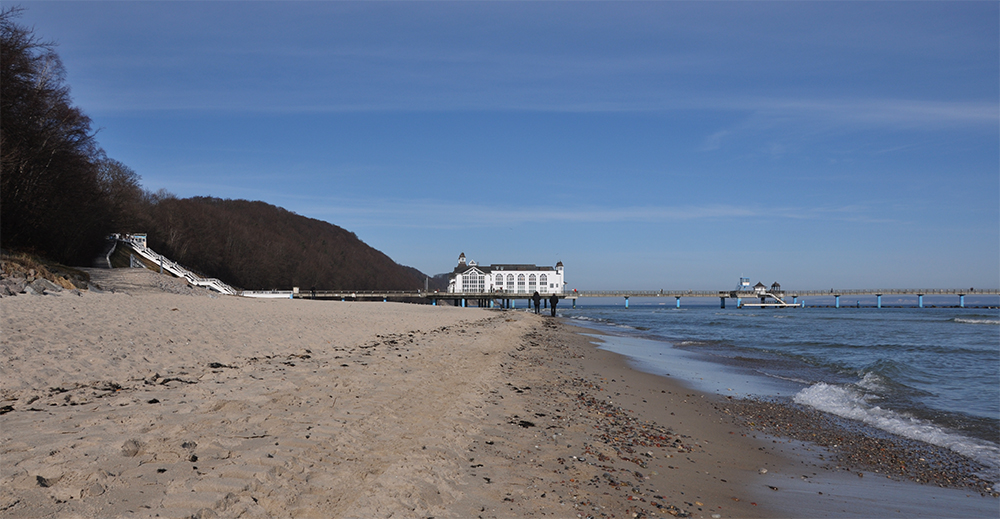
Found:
<box><xmin>139</xmin><ymin>197</ymin><xmax>428</xmax><ymax>291</ymax></box>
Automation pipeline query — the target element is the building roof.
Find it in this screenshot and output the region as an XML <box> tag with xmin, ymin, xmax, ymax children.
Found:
<box><xmin>453</xmin><ymin>264</ymin><xmax>556</xmax><ymax>275</ymax></box>
<box><xmin>451</xmin><ymin>254</ymin><xmax>561</xmax><ymax>276</ymax></box>
<box><xmin>490</xmin><ymin>264</ymin><xmax>556</xmax><ymax>271</ymax></box>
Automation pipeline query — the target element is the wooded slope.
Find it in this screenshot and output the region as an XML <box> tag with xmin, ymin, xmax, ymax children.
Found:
<box><xmin>139</xmin><ymin>197</ymin><xmax>428</xmax><ymax>291</ymax></box>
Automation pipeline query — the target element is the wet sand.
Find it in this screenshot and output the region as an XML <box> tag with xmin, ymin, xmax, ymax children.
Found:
<box><xmin>1</xmin><ymin>268</ymin><xmax>996</xmax><ymax>518</ymax></box>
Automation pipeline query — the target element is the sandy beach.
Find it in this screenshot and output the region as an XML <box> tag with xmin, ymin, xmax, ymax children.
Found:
<box><xmin>2</xmin><ymin>269</ymin><xmax>995</xmax><ymax>518</ymax></box>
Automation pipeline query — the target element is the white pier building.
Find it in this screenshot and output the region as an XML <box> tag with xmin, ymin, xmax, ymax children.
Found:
<box><xmin>447</xmin><ymin>253</ymin><xmax>565</xmax><ymax>295</ymax></box>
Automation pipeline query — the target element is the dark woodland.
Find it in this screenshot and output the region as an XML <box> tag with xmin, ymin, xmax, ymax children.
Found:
<box><xmin>1</xmin><ymin>7</ymin><xmax>111</xmax><ymax>264</ymax></box>
<box><xmin>137</xmin><ymin>197</ymin><xmax>429</xmax><ymax>291</ymax></box>
<box><xmin>1</xmin><ymin>8</ymin><xmax>437</xmax><ymax>291</ymax></box>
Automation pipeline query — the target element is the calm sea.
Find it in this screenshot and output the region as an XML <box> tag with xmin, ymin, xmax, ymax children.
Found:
<box><xmin>559</xmin><ymin>298</ymin><xmax>1000</xmax><ymax>481</ymax></box>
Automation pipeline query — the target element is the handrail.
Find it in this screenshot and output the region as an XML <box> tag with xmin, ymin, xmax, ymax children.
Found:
<box><xmin>104</xmin><ymin>240</ymin><xmax>116</xmax><ymax>269</ymax></box>
<box><xmin>576</xmin><ymin>290</ymin><xmax>725</xmax><ymax>297</ymax></box>
<box><xmin>784</xmin><ymin>288</ymin><xmax>999</xmax><ymax>296</ymax></box>
<box><xmin>576</xmin><ymin>288</ymin><xmax>999</xmax><ymax>297</ymax></box>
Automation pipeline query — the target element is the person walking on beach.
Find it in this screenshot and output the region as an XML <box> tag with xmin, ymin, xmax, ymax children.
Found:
<box><xmin>549</xmin><ymin>294</ymin><xmax>559</xmax><ymax>317</ymax></box>
<box><xmin>532</xmin><ymin>291</ymin><xmax>541</xmax><ymax>314</ymax></box>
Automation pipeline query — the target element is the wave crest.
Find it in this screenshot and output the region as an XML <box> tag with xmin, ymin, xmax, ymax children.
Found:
<box><xmin>953</xmin><ymin>317</ymin><xmax>999</xmax><ymax>325</ymax></box>
<box><xmin>793</xmin><ymin>382</ymin><xmax>1000</xmax><ymax>475</ymax></box>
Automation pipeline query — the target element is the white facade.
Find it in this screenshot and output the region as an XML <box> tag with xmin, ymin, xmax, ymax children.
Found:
<box><xmin>447</xmin><ymin>253</ymin><xmax>565</xmax><ymax>294</ymax></box>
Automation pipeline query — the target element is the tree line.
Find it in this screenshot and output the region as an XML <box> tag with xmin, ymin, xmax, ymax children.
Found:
<box><xmin>1</xmin><ymin>8</ymin><xmax>435</xmax><ymax>291</ymax></box>
<box><xmin>1</xmin><ymin>7</ymin><xmax>141</xmax><ymax>265</ymax></box>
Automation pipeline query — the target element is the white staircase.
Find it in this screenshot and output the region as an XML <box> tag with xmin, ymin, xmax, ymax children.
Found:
<box><xmin>112</xmin><ymin>234</ymin><xmax>239</xmax><ymax>296</ymax></box>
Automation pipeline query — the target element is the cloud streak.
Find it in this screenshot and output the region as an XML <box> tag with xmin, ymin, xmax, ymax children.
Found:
<box><xmin>290</xmin><ymin>198</ymin><xmax>898</xmax><ymax>230</ymax></box>
<box><xmin>64</xmin><ymin>8</ymin><xmax>996</xmax><ymax>133</ymax></box>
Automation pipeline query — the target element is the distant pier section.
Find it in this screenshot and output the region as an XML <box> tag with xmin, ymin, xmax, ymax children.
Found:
<box><xmin>569</xmin><ymin>277</ymin><xmax>998</xmax><ymax>309</ymax></box>
<box><xmin>571</xmin><ymin>287</ymin><xmax>998</xmax><ymax>308</ymax></box>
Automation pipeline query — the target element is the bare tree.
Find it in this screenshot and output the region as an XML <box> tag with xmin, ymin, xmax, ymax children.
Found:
<box><xmin>96</xmin><ymin>157</ymin><xmax>144</xmax><ymax>232</ymax></box>
<box><xmin>1</xmin><ymin>6</ymin><xmax>108</xmax><ymax>263</ymax></box>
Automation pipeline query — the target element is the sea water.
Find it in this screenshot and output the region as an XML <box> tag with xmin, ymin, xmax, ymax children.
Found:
<box><xmin>559</xmin><ymin>299</ymin><xmax>1000</xmax><ymax>481</ymax></box>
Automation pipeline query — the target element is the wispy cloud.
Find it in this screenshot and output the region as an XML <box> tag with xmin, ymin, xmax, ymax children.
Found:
<box><xmin>694</xmin><ymin>95</ymin><xmax>996</xmax><ymax>157</ymax></box>
<box><xmin>72</xmin><ymin>21</ymin><xmax>998</xmax><ymax>132</ymax></box>
<box><xmin>287</xmin><ymin>198</ymin><xmax>898</xmax><ymax>230</ymax></box>
<box><xmin>700</xmin><ymin>130</ymin><xmax>730</xmax><ymax>152</ymax></box>
<box><xmin>742</xmin><ymin>98</ymin><xmax>998</xmax><ymax>127</ymax></box>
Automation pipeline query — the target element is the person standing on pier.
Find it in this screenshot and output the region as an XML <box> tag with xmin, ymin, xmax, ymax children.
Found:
<box><xmin>549</xmin><ymin>294</ymin><xmax>559</xmax><ymax>317</ymax></box>
<box><xmin>532</xmin><ymin>291</ymin><xmax>541</xmax><ymax>314</ymax></box>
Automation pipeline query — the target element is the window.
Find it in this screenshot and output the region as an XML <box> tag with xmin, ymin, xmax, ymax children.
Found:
<box><xmin>517</xmin><ymin>274</ymin><xmax>525</xmax><ymax>293</ymax></box>
<box><xmin>464</xmin><ymin>271</ymin><xmax>483</xmax><ymax>292</ymax></box>
<box><xmin>507</xmin><ymin>274</ymin><xmax>514</xmax><ymax>291</ymax></box>
<box><xmin>496</xmin><ymin>274</ymin><xmax>505</xmax><ymax>290</ymax></box>
<box><xmin>539</xmin><ymin>274</ymin><xmax>548</xmax><ymax>293</ymax></box>
<box><xmin>528</xmin><ymin>274</ymin><xmax>537</xmax><ymax>292</ymax></box>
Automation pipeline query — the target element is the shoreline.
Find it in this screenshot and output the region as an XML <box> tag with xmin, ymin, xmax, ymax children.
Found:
<box><xmin>1</xmin><ymin>270</ymin><xmax>996</xmax><ymax>518</ymax></box>
<box><xmin>576</xmin><ymin>325</ymin><xmax>999</xmax><ymax>518</ymax></box>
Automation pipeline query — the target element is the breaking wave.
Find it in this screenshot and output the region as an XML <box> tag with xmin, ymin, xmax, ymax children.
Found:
<box><xmin>793</xmin><ymin>382</ymin><xmax>1000</xmax><ymax>478</ymax></box>
<box><xmin>953</xmin><ymin>317</ymin><xmax>999</xmax><ymax>325</ymax></box>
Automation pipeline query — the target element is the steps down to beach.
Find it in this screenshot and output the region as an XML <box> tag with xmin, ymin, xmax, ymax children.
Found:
<box><xmin>109</xmin><ymin>234</ymin><xmax>239</xmax><ymax>296</ymax></box>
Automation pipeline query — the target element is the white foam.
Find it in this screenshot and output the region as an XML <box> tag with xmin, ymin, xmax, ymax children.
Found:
<box><xmin>794</xmin><ymin>382</ymin><xmax>1000</xmax><ymax>476</ymax></box>
<box><xmin>954</xmin><ymin>318</ymin><xmax>999</xmax><ymax>325</ymax></box>
<box><xmin>856</xmin><ymin>372</ymin><xmax>887</xmax><ymax>393</ymax></box>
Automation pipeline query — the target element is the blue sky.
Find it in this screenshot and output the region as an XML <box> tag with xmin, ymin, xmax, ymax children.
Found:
<box><xmin>17</xmin><ymin>1</ymin><xmax>999</xmax><ymax>290</ymax></box>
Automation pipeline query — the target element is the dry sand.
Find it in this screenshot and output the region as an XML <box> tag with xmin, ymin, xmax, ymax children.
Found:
<box><xmin>9</xmin><ymin>268</ymin><xmax>984</xmax><ymax>518</ymax></box>
<box><xmin>1</xmin><ymin>269</ymin><xmax>781</xmax><ymax>518</ymax></box>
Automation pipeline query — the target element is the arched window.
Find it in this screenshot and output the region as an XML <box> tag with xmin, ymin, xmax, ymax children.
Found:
<box><xmin>517</xmin><ymin>274</ymin><xmax>526</xmax><ymax>293</ymax></box>
<box><xmin>496</xmin><ymin>274</ymin><xmax>505</xmax><ymax>290</ymax></box>
<box><xmin>528</xmin><ymin>274</ymin><xmax>537</xmax><ymax>292</ymax></box>
<box><xmin>539</xmin><ymin>274</ymin><xmax>548</xmax><ymax>293</ymax></box>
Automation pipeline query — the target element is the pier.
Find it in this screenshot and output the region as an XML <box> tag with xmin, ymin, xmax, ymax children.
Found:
<box><xmin>285</xmin><ymin>287</ymin><xmax>999</xmax><ymax>309</ymax></box>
